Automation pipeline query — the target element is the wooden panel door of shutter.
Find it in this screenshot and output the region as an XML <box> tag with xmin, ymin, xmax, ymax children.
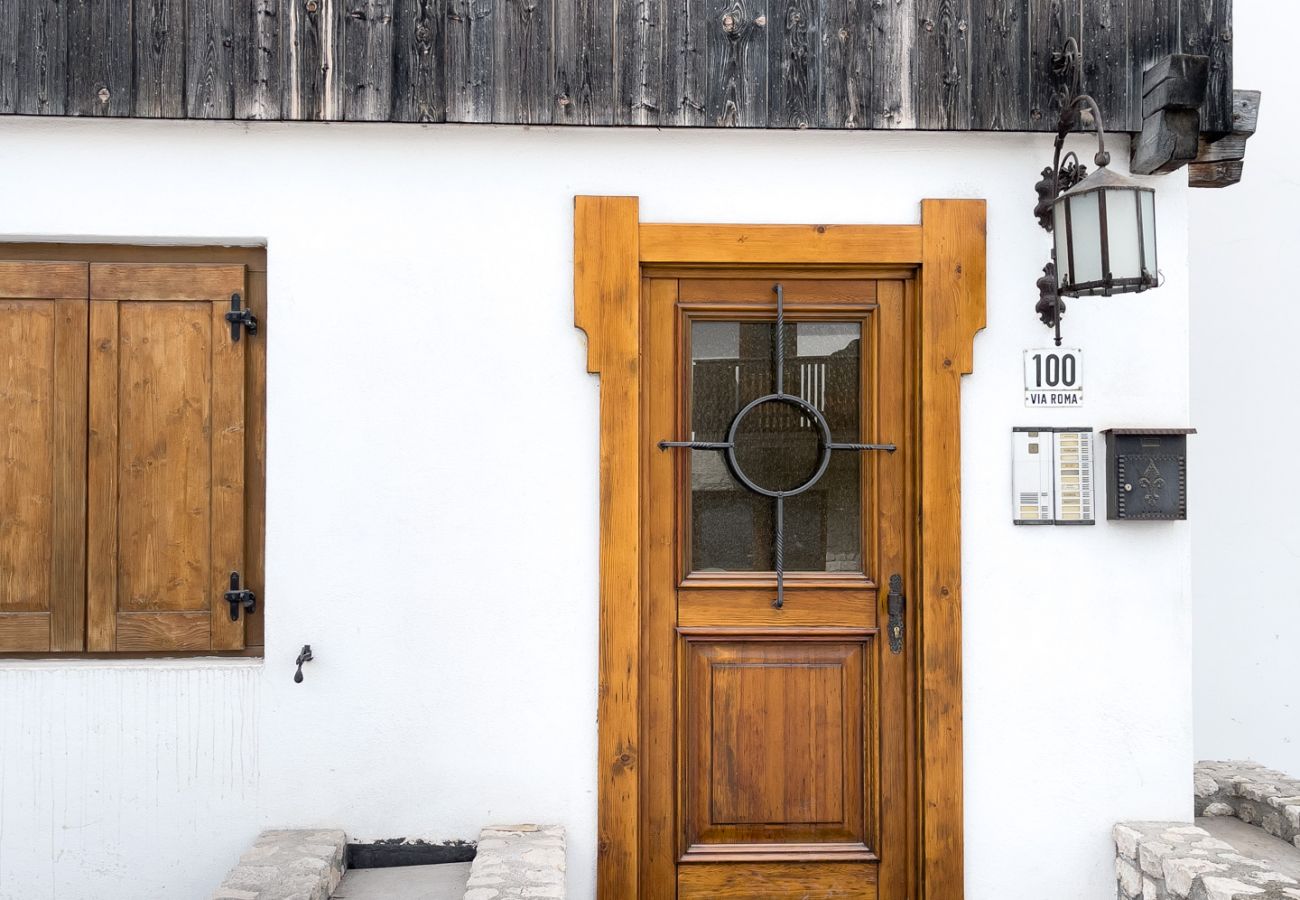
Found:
<box><xmin>0</xmin><ymin>263</ymin><xmax>89</xmax><ymax>652</ymax></box>
<box><xmin>87</xmin><ymin>264</ymin><xmax>248</xmax><ymax>651</ymax></box>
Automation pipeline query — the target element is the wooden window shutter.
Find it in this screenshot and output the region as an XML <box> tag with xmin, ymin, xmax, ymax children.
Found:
<box><xmin>0</xmin><ymin>263</ymin><xmax>89</xmax><ymax>652</ymax></box>
<box><xmin>87</xmin><ymin>264</ymin><xmax>249</xmax><ymax>652</ymax></box>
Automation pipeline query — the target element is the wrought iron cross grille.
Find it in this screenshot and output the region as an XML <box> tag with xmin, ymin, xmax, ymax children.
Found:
<box><xmin>659</xmin><ymin>284</ymin><xmax>896</xmax><ymax>608</ymax></box>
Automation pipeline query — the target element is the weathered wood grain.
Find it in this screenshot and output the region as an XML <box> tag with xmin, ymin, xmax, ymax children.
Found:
<box><xmin>187</xmin><ymin>0</ymin><xmax>236</xmax><ymax>118</ymax></box>
<box><xmin>446</xmin><ymin>0</ymin><xmax>494</xmax><ymax>121</ymax></box>
<box><xmin>1082</xmin><ymin>0</ymin><xmax>1129</xmax><ymax>132</ymax></box>
<box><xmin>68</xmin><ymin>0</ymin><xmax>135</xmax><ymax>116</ymax></box>
<box><xmin>289</xmin><ymin>0</ymin><xmax>328</xmax><ymax>119</ymax></box>
<box><xmin>617</xmin><ymin>0</ymin><xmax>665</xmax><ymax>124</ymax></box>
<box><xmin>17</xmin><ymin>0</ymin><xmax>67</xmax><ymax>115</ymax></box>
<box><xmin>767</xmin><ymin>0</ymin><xmax>818</xmax><ymax>127</ymax></box>
<box><xmin>1187</xmin><ymin>157</ymin><xmax>1242</xmax><ymax>188</ymax></box>
<box><xmin>971</xmin><ymin>0</ymin><xmax>1029</xmax><ymax>130</ymax></box>
<box><xmin>1180</xmin><ymin>0</ymin><xmax>1232</xmax><ymax>132</ymax></box>
<box><xmin>1194</xmin><ymin>131</ymin><xmax>1246</xmax><ymax>163</ymax></box>
<box><xmin>392</xmin><ymin>0</ymin><xmax>446</xmax><ymax>122</ymax></box>
<box><xmin>705</xmin><ymin>0</ymin><xmax>769</xmax><ymax>126</ymax></box>
<box><xmin>234</xmin><ymin>0</ymin><xmax>283</xmax><ymax>119</ymax></box>
<box><xmin>916</xmin><ymin>0</ymin><xmax>970</xmax><ymax>129</ymax></box>
<box><xmin>1185</xmin><ymin>89</ymin><xmax>1257</xmax><ymax>183</ymax></box>
<box><xmin>1142</xmin><ymin>54</ymin><xmax>1209</xmax><ymax>117</ymax></box>
<box><xmin>1132</xmin><ymin>107</ymin><xmax>1200</xmax><ymax>175</ymax></box>
<box><xmin>495</xmin><ymin>0</ymin><xmax>552</xmax><ymax>123</ymax></box>
<box><xmin>135</xmin><ymin>0</ymin><xmax>187</xmax><ymax>116</ymax></box>
<box><xmin>0</xmin><ymin>0</ymin><xmax>1239</xmax><ymax>130</ymax></box>
<box><xmin>1027</xmin><ymin>0</ymin><xmax>1079</xmax><ymax>130</ymax></box>
<box><xmin>0</xmin><ymin>1</ymin><xmax>17</xmax><ymax>114</ymax></box>
<box><xmin>343</xmin><ymin>0</ymin><xmax>396</xmax><ymax>120</ymax></box>
<box><xmin>818</xmin><ymin>0</ymin><xmax>864</xmax><ymax>128</ymax></box>
<box><xmin>868</xmin><ymin>0</ymin><xmax>914</xmax><ymax>128</ymax></box>
<box><xmin>663</xmin><ymin>0</ymin><xmax>707</xmax><ymax>124</ymax></box>
<box><xmin>1228</xmin><ymin>87</ymin><xmax>1259</xmax><ymax>134</ymax></box>
<box><xmin>1131</xmin><ymin>0</ymin><xmax>1179</xmax><ymax>131</ymax></box>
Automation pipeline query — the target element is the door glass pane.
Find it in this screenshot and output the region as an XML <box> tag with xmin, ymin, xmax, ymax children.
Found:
<box><xmin>690</xmin><ymin>320</ymin><xmax>863</xmax><ymax>574</ymax></box>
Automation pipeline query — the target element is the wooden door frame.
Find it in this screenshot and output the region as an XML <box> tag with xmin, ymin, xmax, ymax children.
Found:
<box><xmin>574</xmin><ymin>196</ymin><xmax>986</xmax><ymax>899</ymax></box>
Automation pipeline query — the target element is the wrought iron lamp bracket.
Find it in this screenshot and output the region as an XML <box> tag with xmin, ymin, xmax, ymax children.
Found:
<box><xmin>1033</xmin><ymin>37</ymin><xmax>1114</xmax><ymax>346</ymax></box>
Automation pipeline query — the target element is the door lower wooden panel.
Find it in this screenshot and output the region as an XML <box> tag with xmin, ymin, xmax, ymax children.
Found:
<box><xmin>678</xmin><ymin>862</ymin><xmax>878</xmax><ymax>899</ymax></box>
<box><xmin>681</xmin><ymin>633</ymin><xmax>872</xmax><ymax>859</ymax></box>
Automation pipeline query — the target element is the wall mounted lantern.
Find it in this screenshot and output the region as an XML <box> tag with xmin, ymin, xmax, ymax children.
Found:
<box><xmin>1034</xmin><ymin>40</ymin><xmax>1160</xmax><ymax>346</ymax></box>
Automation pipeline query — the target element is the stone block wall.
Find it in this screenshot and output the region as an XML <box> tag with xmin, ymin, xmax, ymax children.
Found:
<box><xmin>1197</xmin><ymin>761</ymin><xmax>1300</xmax><ymax>849</ymax></box>
<box><xmin>1114</xmin><ymin>822</ymin><xmax>1300</xmax><ymax>899</ymax></box>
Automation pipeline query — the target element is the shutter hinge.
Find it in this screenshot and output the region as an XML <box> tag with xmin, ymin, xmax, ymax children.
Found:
<box><xmin>224</xmin><ymin>571</ymin><xmax>257</xmax><ymax>621</ymax></box>
<box><xmin>225</xmin><ymin>292</ymin><xmax>258</xmax><ymax>342</ymax></box>
<box><xmin>887</xmin><ymin>574</ymin><xmax>905</xmax><ymax>654</ymax></box>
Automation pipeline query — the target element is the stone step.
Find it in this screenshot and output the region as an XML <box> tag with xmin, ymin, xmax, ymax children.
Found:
<box><xmin>464</xmin><ymin>825</ymin><xmax>566</xmax><ymax>900</ymax></box>
<box><xmin>1198</xmin><ymin>816</ymin><xmax>1300</xmax><ymax>882</ymax></box>
<box><xmin>332</xmin><ymin>862</ymin><xmax>472</xmax><ymax>900</ymax></box>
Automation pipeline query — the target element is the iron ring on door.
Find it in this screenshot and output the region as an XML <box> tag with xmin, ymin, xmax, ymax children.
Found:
<box><xmin>723</xmin><ymin>392</ymin><xmax>834</xmax><ymax>499</ymax></box>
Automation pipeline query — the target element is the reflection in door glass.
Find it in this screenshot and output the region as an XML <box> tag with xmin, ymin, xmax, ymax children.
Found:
<box><xmin>690</xmin><ymin>320</ymin><xmax>864</xmax><ymax>574</ymax></box>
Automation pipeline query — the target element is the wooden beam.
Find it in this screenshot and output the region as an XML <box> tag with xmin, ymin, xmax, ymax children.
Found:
<box><xmin>1141</xmin><ymin>53</ymin><xmax>1209</xmax><ymax>117</ymax></box>
<box><xmin>638</xmin><ymin>224</ymin><xmax>924</xmax><ymax>265</ymax></box>
<box><xmin>1132</xmin><ymin>108</ymin><xmax>1201</xmax><ymax>175</ymax></box>
<box><xmin>1228</xmin><ymin>88</ymin><xmax>1261</xmax><ymax>134</ymax></box>
<box><xmin>1188</xmin><ymin>89</ymin><xmax>1260</xmax><ymax>189</ymax></box>
<box><xmin>1131</xmin><ymin>53</ymin><xmax>1209</xmax><ymax>176</ymax></box>
<box><xmin>1188</xmin><ymin>159</ymin><xmax>1244</xmax><ymax>189</ymax></box>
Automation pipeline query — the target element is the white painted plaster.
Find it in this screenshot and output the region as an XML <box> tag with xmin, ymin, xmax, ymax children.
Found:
<box><xmin>1190</xmin><ymin>2</ymin><xmax>1300</xmax><ymax>777</ymax></box>
<box><xmin>0</xmin><ymin>118</ymin><xmax>1192</xmax><ymax>899</ymax></box>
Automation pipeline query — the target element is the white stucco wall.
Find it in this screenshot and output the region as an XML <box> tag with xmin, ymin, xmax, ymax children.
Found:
<box><xmin>1190</xmin><ymin>3</ymin><xmax>1300</xmax><ymax>777</ymax></box>
<box><xmin>0</xmin><ymin>119</ymin><xmax>1192</xmax><ymax>900</ymax></box>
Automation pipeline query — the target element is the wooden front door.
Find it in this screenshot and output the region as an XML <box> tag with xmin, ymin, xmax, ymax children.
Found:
<box><xmin>643</xmin><ymin>276</ymin><xmax>913</xmax><ymax>899</ymax></box>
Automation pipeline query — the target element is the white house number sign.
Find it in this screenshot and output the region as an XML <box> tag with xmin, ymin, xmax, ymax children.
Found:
<box><xmin>1024</xmin><ymin>348</ymin><xmax>1083</xmax><ymax>407</ymax></box>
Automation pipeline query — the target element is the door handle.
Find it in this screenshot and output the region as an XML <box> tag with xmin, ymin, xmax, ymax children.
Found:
<box><xmin>887</xmin><ymin>574</ymin><xmax>905</xmax><ymax>654</ymax></box>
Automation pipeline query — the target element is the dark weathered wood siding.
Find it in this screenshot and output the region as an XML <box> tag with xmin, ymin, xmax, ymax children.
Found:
<box><xmin>0</xmin><ymin>0</ymin><xmax>1232</xmax><ymax>131</ymax></box>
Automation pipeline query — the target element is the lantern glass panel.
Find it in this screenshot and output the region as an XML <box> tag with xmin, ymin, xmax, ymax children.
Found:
<box><xmin>1065</xmin><ymin>190</ymin><xmax>1103</xmax><ymax>288</ymax></box>
<box><xmin>1104</xmin><ymin>187</ymin><xmax>1141</xmax><ymax>281</ymax></box>
<box><xmin>1054</xmin><ymin>202</ymin><xmax>1071</xmax><ymax>286</ymax></box>
<box><xmin>1140</xmin><ymin>190</ymin><xmax>1157</xmax><ymax>276</ymax></box>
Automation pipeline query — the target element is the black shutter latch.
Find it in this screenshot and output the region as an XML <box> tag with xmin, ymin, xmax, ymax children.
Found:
<box><xmin>225</xmin><ymin>292</ymin><xmax>258</xmax><ymax>342</ymax></box>
<box><xmin>225</xmin><ymin>571</ymin><xmax>257</xmax><ymax>621</ymax></box>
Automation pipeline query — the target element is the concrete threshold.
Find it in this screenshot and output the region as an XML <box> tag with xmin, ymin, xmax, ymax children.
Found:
<box><xmin>332</xmin><ymin>861</ymin><xmax>472</xmax><ymax>900</ymax></box>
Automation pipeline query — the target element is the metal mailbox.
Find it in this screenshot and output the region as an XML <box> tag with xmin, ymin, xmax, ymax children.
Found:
<box><xmin>1102</xmin><ymin>428</ymin><xmax>1197</xmax><ymax>521</ymax></box>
